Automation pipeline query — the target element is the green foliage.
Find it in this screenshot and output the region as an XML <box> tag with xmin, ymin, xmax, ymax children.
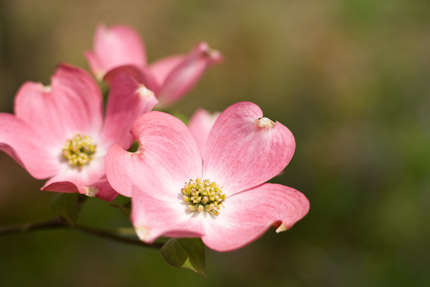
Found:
<box><xmin>127</xmin><ymin>141</ymin><xmax>139</xmax><ymax>153</ymax></box>
<box><xmin>161</xmin><ymin>238</ymin><xmax>206</xmax><ymax>276</ymax></box>
<box><xmin>50</xmin><ymin>193</ymin><xmax>82</xmax><ymax>225</ymax></box>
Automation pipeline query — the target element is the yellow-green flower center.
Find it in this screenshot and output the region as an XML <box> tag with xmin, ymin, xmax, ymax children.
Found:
<box><xmin>182</xmin><ymin>178</ymin><xmax>226</xmax><ymax>216</ymax></box>
<box><xmin>62</xmin><ymin>134</ymin><xmax>97</xmax><ymax>167</ymax></box>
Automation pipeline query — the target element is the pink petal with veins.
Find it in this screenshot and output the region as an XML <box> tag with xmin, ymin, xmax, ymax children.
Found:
<box><xmin>103</xmin><ymin>65</ymin><xmax>160</xmax><ymax>93</ymax></box>
<box><xmin>131</xmin><ymin>186</ymin><xmax>205</xmax><ymax>243</ymax></box>
<box><xmin>0</xmin><ymin>114</ymin><xmax>59</xmax><ymax>179</ymax></box>
<box><xmin>203</xmin><ymin>102</ymin><xmax>295</xmax><ymax>196</ymax></box>
<box><xmin>15</xmin><ymin>64</ymin><xmax>103</xmax><ymax>144</ymax></box>
<box><xmin>106</xmin><ymin>111</ymin><xmax>202</xmax><ymax>198</ymax></box>
<box><xmin>101</xmin><ymin>72</ymin><xmax>158</xmax><ymax>149</ymax></box>
<box><xmin>189</xmin><ymin>109</ymin><xmax>219</xmax><ymax>155</ymax></box>
<box><xmin>202</xmin><ymin>183</ymin><xmax>309</xmax><ymax>252</ymax></box>
<box><xmin>149</xmin><ymin>55</ymin><xmax>185</xmax><ymax>86</ymax></box>
<box><xmin>154</xmin><ymin>42</ymin><xmax>223</xmax><ymax>107</ymax></box>
<box><xmin>85</xmin><ymin>24</ymin><xmax>146</xmax><ymax>78</ymax></box>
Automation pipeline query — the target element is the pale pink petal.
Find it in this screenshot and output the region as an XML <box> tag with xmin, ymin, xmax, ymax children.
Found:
<box><xmin>130</xmin><ymin>112</ymin><xmax>203</xmax><ymax>197</ymax></box>
<box><xmin>101</xmin><ymin>72</ymin><xmax>158</xmax><ymax>149</ymax></box>
<box><xmin>85</xmin><ymin>24</ymin><xmax>146</xmax><ymax>78</ymax></box>
<box><xmin>14</xmin><ymin>64</ymin><xmax>103</xmax><ymax>144</ymax></box>
<box><xmin>0</xmin><ymin>114</ymin><xmax>59</xmax><ymax>179</ymax></box>
<box><xmin>131</xmin><ymin>187</ymin><xmax>205</xmax><ymax>244</ymax></box>
<box><xmin>105</xmin><ymin>145</ymin><xmax>146</xmax><ymax>198</ymax></box>
<box><xmin>188</xmin><ymin>109</ymin><xmax>219</xmax><ymax>155</ymax></box>
<box><xmin>89</xmin><ymin>179</ymin><xmax>118</xmax><ymax>201</ymax></box>
<box><xmin>202</xmin><ymin>183</ymin><xmax>309</xmax><ymax>252</ymax></box>
<box><xmin>203</xmin><ymin>102</ymin><xmax>295</xmax><ymax>196</ymax></box>
<box><xmin>45</xmin><ymin>176</ymin><xmax>117</xmax><ymax>201</ymax></box>
<box><xmin>148</xmin><ymin>55</ymin><xmax>185</xmax><ymax>85</ymax></box>
<box><xmin>103</xmin><ymin>65</ymin><xmax>160</xmax><ymax>93</ymax></box>
<box><xmin>41</xmin><ymin>168</ymin><xmax>99</xmax><ymax>193</ymax></box>
<box><xmin>105</xmin><ymin>111</ymin><xmax>202</xmax><ymax>198</ymax></box>
<box><xmin>42</xmin><ymin>178</ymin><xmax>116</xmax><ymax>201</ymax></box>
<box><xmin>42</xmin><ymin>153</ymin><xmax>114</xmax><ymax>199</ymax></box>
<box><xmin>42</xmin><ymin>179</ymin><xmax>79</xmax><ymax>194</ymax></box>
<box><xmin>155</xmin><ymin>42</ymin><xmax>223</xmax><ymax>107</ymax></box>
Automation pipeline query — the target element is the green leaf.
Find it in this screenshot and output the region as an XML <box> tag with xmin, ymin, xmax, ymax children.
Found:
<box><xmin>127</xmin><ymin>141</ymin><xmax>139</xmax><ymax>153</ymax></box>
<box><xmin>51</xmin><ymin>193</ymin><xmax>81</xmax><ymax>225</ymax></box>
<box><xmin>160</xmin><ymin>238</ymin><xmax>206</xmax><ymax>276</ymax></box>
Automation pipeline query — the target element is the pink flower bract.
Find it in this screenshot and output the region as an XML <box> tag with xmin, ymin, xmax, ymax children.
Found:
<box><xmin>85</xmin><ymin>24</ymin><xmax>223</xmax><ymax>107</ymax></box>
<box><xmin>106</xmin><ymin>102</ymin><xmax>309</xmax><ymax>251</ymax></box>
<box><xmin>0</xmin><ymin>64</ymin><xmax>158</xmax><ymax>200</ymax></box>
<box><xmin>188</xmin><ymin>108</ymin><xmax>220</xmax><ymax>155</ymax></box>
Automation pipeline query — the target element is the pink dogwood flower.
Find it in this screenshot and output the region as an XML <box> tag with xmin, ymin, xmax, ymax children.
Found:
<box><xmin>85</xmin><ymin>24</ymin><xmax>223</xmax><ymax>107</ymax></box>
<box><xmin>0</xmin><ymin>64</ymin><xmax>158</xmax><ymax>201</ymax></box>
<box><xmin>106</xmin><ymin>102</ymin><xmax>309</xmax><ymax>251</ymax></box>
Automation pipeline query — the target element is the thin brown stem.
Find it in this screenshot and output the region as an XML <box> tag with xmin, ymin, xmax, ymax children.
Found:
<box><xmin>0</xmin><ymin>217</ymin><xmax>66</xmax><ymax>234</ymax></box>
<box><xmin>0</xmin><ymin>217</ymin><xmax>162</xmax><ymax>249</ymax></box>
<box><xmin>72</xmin><ymin>224</ymin><xmax>163</xmax><ymax>249</ymax></box>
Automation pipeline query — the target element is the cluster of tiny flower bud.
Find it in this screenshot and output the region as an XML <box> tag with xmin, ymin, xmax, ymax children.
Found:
<box><xmin>62</xmin><ymin>134</ymin><xmax>97</xmax><ymax>167</ymax></box>
<box><xmin>181</xmin><ymin>178</ymin><xmax>226</xmax><ymax>216</ymax></box>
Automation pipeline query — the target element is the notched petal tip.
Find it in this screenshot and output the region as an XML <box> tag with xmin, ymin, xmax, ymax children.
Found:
<box><xmin>256</xmin><ymin>117</ymin><xmax>276</xmax><ymax>129</ymax></box>
<box><xmin>275</xmin><ymin>223</ymin><xmax>289</xmax><ymax>233</ymax></box>
<box><xmin>137</xmin><ymin>85</ymin><xmax>155</xmax><ymax>98</ymax></box>
<box><xmin>193</xmin><ymin>42</ymin><xmax>223</xmax><ymax>63</ymax></box>
<box><xmin>95</xmin><ymin>71</ymin><xmax>106</xmax><ymax>81</ymax></box>
<box><xmin>42</xmin><ymin>85</ymin><xmax>52</xmax><ymax>93</ymax></box>
<box><xmin>135</xmin><ymin>225</ymin><xmax>151</xmax><ymax>242</ymax></box>
<box><xmin>84</xmin><ymin>186</ymin><xmax>99</xmax><ymax>197</ymax></box>
<box><xmin>204</xmin><ymin>48</ymin><xmax>223</xmax><ymax>62</ymax></box>
<box><xmin>198</xmin><ymin>42</ymin><xmax>223</xmax><ymax>63</ymax></box>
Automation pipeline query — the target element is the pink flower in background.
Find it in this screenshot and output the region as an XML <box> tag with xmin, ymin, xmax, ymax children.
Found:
<box><xmin>85</xmin><ymin>25</ymin><xmax>147</xmax><ymax>79</ymax></box>
<box><xmin>106</xmin><ymin>102</ymin><xmax>309</xmax><ymax>251</ymax></box>
<box><xmin>188</xmin><ymin>109</ymin><xmax>220</xmax><ymax>155</ymax></box>
<box><xmin>85</xmin><ymin>24</ymin><xmax>223</xmax><ymax>107</ymax></box>
<box><xmin>0</xmin><ymin>64</ymin><xmax>158</xmax><ymax>201</ymax></box>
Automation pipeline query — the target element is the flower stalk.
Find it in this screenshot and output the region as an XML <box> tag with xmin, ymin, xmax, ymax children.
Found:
<box><xmin>0</xmin><ymin>217</ymin><xmax>163</xmax><ymax>249</ymax></box>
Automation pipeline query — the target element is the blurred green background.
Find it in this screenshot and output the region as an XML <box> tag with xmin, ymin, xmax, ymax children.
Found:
<box><xmin>1</xmin><ymin>0</ymin><xmax>429</xmax><ymax>286</ymax></box>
